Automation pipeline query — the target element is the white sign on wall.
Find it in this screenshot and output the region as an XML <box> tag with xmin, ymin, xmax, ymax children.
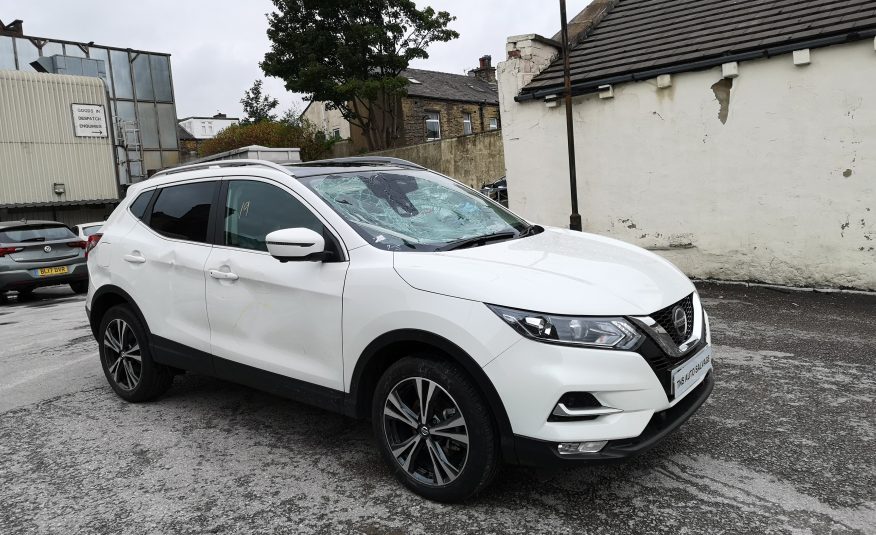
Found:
<box><xmin>71</xmin><ymin>103</ymin><xmax>108</xmax><ymax>138</ymax></box>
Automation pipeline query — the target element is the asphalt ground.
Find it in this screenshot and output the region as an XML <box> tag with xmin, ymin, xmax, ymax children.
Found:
<box><xmin>0</xmin><ymin>283</ymin><xmax>874</xmax><ymax>534</ymax></box>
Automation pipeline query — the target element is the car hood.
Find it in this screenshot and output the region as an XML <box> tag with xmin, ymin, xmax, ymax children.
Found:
<box><xmin>393</xmin><ymin>227</ymin><xmax>694</xmax><ymax>316</ymax></box>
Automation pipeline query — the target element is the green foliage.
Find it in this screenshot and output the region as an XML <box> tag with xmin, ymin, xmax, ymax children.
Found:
<box><xmin>240</xmin><ymin>80</ymin><xmax>280</xmax><ymax>124</ymax></box>
<box><xmin>261</xmin><ymin>0</ymin><xmax>458</xmax><ymax>150</ymax></box>
<box><xmin>198</xmin><ymin>121</ymin><xmax>332</xmax><ymax>161</ymax></box>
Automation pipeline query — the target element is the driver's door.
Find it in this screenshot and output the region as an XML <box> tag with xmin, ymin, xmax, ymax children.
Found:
<box><xmin>204</xmin><ymin>177</ymin><xmax>349</xmax><ymax>390</ymax></box>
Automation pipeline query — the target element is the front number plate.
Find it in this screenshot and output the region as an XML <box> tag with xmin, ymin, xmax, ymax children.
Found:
<box><xmin>37</xmin><ymin>266</ymin><xmax>69</xmax><ymax>277</ymax></box>
<box><xmin>671</xmin><ymin>346</ymin><xmax>712</xmax><ymax>399</ymax></box>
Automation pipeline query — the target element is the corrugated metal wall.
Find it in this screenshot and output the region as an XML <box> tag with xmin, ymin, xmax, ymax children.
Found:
<box><xmin>0</xmin><ymin>71</ymin><xmax>118</xmax><ymax>207</ymax></box>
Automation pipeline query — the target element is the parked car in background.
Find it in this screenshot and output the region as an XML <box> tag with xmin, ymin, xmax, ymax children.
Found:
<box><xmin>87</xmin><ymin>157</ymin><xmax>713</xmax><ymax>502</ymax></box>
<box><xmin>0</xmin><ymin>220</ymin><xmax>89</xmax><ymax>297</ymax></box>
<box><xmin>71</xmin><ymin>221</ymin><xmax>105</xmax><ymax>241</ymax></box>
<box><xmin>480</xmin><ymin>177</ymin><xmax>507</xmax><ymax>207</ymax></box>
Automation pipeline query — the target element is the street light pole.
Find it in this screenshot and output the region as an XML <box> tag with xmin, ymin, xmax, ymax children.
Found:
<box><xmin>560</xmin><ymin>0</ymin><xmax>582</xmax><ymax>231</ymax></box>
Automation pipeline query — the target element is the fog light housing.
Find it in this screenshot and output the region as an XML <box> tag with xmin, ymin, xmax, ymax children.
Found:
<box><xmin>557</xmin><ymin>441</ymin><xmax>608</xmax><ymax>455</ymax></box>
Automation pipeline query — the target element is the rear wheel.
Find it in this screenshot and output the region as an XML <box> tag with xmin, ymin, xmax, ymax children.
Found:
<box><xmin>372</xmin><ymin>356</ymin><xmax>500</xmax><ymax>502</ymax></box>
<box><xmin>69</xmin><ymin>281</ymin><xmax>88</xmax><ymax>294</ymax></box>
<box><xmin>98</xmin><ymin>305</ymin><xmax>173</xmax><ymax>402</ymax></box>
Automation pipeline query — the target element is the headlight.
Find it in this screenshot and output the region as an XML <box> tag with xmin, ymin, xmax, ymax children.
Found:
<box><xmin>487</xmin><ymin>304</ymin><xmax>643</xmax><ymax>350</ymax></box>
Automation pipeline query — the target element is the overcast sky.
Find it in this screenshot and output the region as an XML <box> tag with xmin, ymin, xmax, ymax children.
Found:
<box><xmin>0</xmin><ymin>0</ymin><xmax>590</xmax><ymax>118</ymax></box>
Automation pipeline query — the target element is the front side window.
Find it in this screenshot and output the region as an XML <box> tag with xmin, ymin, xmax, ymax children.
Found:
<box><xmin>223</xmin><ymin>180</ymin><xmax>323</xmax><ymax>252</ymax></box>
<box><xmin>425</xmin><ymin>111</ymin><xmax>441</xmax><ymax>141</ymax></box>
<box><xmin>489</xmin><ymin>117</ymin><xmax>498</xmax><ymax>130</ymax></box>
<box><xmin>148</xmin><ymin>182</ymin><xmax>216</xmax><ymax>243</ymax></box>
<box><xmin>299</xmin><ymin>169</ymin><xmax>528</xmax><ymax>252</ymax></box>
<box><xmin>463</xmin><ymin>113</ymin><xmax>473</xmax><ymax>135</ymax></box>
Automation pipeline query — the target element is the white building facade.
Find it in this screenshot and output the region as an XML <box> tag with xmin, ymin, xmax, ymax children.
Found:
<box><xmin>178</xmin><ymin>113</ymin><xmax>239</xmax><ymax>140</ymax></box>
<box><xmin>301</xmin><ymin>102</ymin><xmax>350</xmax><ymax>140</ymax></box>
<box><xmin>499</xmin><ymin>7</ymin><xmax>876</xmax><ymax>291</ymax></box>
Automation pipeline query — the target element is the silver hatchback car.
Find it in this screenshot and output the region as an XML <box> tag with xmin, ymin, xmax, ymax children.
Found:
<box><xmin>0</xmin><ymin>220</ymin><xmax>90</xmax><ymax>297</ymax></box>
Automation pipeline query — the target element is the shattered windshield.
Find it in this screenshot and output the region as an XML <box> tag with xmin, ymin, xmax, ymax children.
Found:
<box><xmin>299</xmin><ymin>170</ymin><xmax>528</xmax><ymax>251</ymax></box>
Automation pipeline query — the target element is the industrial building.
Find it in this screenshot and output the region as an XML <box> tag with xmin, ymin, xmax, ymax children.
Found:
<box><xmin>0</xmin><ymin>70</ymin><xmax>118</xmax><ymax>224</ymax></box>
<box><xmin>0</xmin><ymin>19</ymin><xmax>179</xmax><ymax>224</ymax></box>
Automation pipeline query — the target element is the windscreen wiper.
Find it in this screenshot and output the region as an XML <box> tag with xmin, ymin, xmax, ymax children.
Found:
<box><xmin>438</xmin><ymin>232</ymin><xmax>517</xmax><ymax>251</ymax></box>
<box><xmin>518</xmin><ymin>224</ymin><xmax>543</xmax><ymax>237</ymax></box>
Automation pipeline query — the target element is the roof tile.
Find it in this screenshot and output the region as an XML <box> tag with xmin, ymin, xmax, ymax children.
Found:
<box><xmin>402</xmin><ymin>68</ymin><xmax>498</xmax><ymax>105</ymax></box>
<box><xmin>522</xmin><ymin>0</ymin><xmax>876</xmax><ymax>95</ymax></box>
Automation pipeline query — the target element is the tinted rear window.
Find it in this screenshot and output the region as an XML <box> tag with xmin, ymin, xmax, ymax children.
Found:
<box><xmin>129</xmin><ymin>190</ymin><xmax>154</xmax><ymax>220</ymax></box>
<box><xmin>0</xmin><ymin>225</ymin><xmax>77</xmax><ymax>243</ymax></box>
<box><xmin>148</xmin><ymin>182</ymin><xmax>216</xmax><ymax>243</ymax></box>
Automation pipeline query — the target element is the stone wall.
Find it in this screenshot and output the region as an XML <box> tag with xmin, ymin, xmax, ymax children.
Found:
<box><xmin>400</xmin><ymin>98</ymin><xmax>500</xmax><ymax>146</ymax></box>
<box><xmin>369</xmin><ymin>130</ymin><xmax>505</xmax><ymax>189</ymax></box>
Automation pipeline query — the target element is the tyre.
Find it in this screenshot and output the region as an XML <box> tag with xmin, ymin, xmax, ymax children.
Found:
<box><xmin>98</xmin><ymin>305</ymin><xmax>173</xmax><ymax>402</ymax></box>
<box><xmin>372</xmin><ymin>356</ymin><xmax>500</xmax><ymax>502</ymax></box>
<box><xmin>69</xmin><ymin>281</ymin><xmax>88</xmax><ymax>294</ymax></box>
<box><xmin>16</xmin><ymin>288</ymin><xmax>35</xmax><ymax>300</ymax></box>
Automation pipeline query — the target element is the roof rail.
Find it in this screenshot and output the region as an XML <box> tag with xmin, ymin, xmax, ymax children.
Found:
<box><xmin>151</xmin><ymin>159</ymin><xmax>295</xmax><ymax>179</ymax></box>
<box><xmin>290</xmin><ymin>156</ymin><xmax>426</xmax><ymax>170</ymax></box>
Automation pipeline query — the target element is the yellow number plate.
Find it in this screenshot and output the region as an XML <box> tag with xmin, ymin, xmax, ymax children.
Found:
<box><xmin>37</xmin><ymin>266</ymin><xmax>69</xmax><ymax>277</ymax></box>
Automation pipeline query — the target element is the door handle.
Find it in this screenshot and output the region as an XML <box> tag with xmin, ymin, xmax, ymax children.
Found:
<box><xmin>123</xmin><ymin>254</ymin><xmax>146</xmax><ymax>264</ymax></box>
<box><xmin>209</xmin><ymin>269</ymin><xmax>239</xmax><ymax>281</ymax></box>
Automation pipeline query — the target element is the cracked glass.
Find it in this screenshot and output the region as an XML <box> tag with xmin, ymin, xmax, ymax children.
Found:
<box><xmin>300</xmin><ymin>170</ymin><xmax>526</xmax><ymax>251</ymax></box>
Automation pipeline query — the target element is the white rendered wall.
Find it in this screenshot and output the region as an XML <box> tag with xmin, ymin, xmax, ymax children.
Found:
<box><xmin>179</xmin><ymin>118</ymin><xmax>239</xmax><ymax>139</ymax></box>
<box><xmin>301</xmin><ymin>102</ymin><xmax>351</xmax><ymax>139</ymax></box>
<box><xmin>499</xmin><ymin>39</ymin><xmax>876</xmax><ymax>291</ymax></box>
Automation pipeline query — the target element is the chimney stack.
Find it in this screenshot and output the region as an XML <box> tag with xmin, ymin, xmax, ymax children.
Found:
<box><xmin>0</xmin><ymin>19</ymin><xmax>24</xmax><ymax>36</ymax></box>
<box><xmin>468</xmin><ymin>55</ymin><xmax>496</xmax><ymax>84</ymax></box>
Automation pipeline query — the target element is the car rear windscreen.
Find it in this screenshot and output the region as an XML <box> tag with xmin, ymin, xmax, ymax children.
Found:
<box><xmin>0</xmin><ymin>224</ymin><xmax>78</xmax><ymax>243</ymax></box>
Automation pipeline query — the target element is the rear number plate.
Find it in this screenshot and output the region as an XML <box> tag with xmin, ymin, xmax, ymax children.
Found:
<box><xmin>37</xmin><ymin>266</ymin><xmax>69</xmax><ymax>277</ymax></box>
<box><xmin>671</xmin><ymin>346</ymin><xmax>712</xmax><ymax>399</ymax></box>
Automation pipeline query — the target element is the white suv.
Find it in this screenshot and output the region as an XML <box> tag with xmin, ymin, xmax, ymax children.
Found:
<box><xmin>86</xmin><ymin>158</ymin><xmax>713</xmax><ymax>501</ymax></box>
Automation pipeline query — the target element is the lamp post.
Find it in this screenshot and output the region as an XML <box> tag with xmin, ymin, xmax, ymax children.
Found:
<box><xmin>560</xmin><ymin>0</ymin><xmax>582</xmax><ymax>231</ymax></box>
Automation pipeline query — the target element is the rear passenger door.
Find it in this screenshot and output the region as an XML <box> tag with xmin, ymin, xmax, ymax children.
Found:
<box><xmin>204</xmin><ymin>177</ymin><xmax>348</xmax><ymax>391</ymax></box>
<box><xmin>119</xmin><ymin>180</ymin><xmax>218</xmax><ymax>368</ymax></box>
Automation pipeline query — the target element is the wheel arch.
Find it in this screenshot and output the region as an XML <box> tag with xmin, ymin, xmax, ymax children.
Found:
<box><xmin>89</xmin><ymin>285</ymin><xmax>150</xmax><ymax>339</ymax></box>
<box><xmin>348</xmin><ymin>329</ymin><xmax>518</xmax><ymax>463</ymax></box>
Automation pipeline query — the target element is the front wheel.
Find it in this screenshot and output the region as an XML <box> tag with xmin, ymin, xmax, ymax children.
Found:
<box><xmin>372</xmin><ymin>356</ymin><xmax>500</xmax><ymax>502</ymax></box>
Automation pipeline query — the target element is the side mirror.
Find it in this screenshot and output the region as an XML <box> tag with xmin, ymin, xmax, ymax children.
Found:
<box><xmin>265</xmin><ymin>228</ymin><xmax>326</xmax><ymax>262</ymax></box>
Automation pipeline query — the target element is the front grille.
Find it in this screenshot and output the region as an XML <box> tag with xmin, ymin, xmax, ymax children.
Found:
<box><xmin>637</xmin><ymin>336</ymin><xmax>706</xmax><ymax>400</ymax></box>
<box><xmin>635</xmin><ymin>293</ymin><xmax>702</xmax><ymax>400</ymax></box>
<box><xmin>650</xmin><ymin>294</ymin><xmax>695</xmax><ymax>345</ymax></box>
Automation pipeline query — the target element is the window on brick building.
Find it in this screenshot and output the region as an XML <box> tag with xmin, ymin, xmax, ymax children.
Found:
<box><xmin>463</xmin><ymin>113</ymin><xmax>473</xmax><ymax>135</ymax></box>
<box><xmin>489</xmin><ymin>117</ymin><xmax>499</xmax><ymax>130</ymax></box>
<box><xmin>425</xmin><ymin>111</ymin><xmax>441</xmax><ymax>141</ymax></box>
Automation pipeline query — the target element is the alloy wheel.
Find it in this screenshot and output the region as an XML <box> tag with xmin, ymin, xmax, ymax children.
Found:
<box><xmin>383</xmin><ymin>377</ymin><xmax>469</xmax><ymax>486</ymax></box>
<box><xmin>102</xmin><ymin>318</ymin><xmax>142</xmax><ymax>391</ymax></box>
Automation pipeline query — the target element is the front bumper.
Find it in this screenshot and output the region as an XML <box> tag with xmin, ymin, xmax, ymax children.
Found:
<box><xmin>513</xmin><ymin>372</ymin><xmax>713</xmax><ymax>466</ymax></box>
<box><xmin>483</xmin><ymin>331</ymin><xmax>714</xmax><ymax>464</ymax></box>
<box><xmin>0</xmin><ymin>261</ymin><xmax>88</xmax><ymax>292</ymax></box>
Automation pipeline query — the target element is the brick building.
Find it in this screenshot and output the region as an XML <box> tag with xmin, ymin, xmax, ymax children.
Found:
<box><xmin>311</xmin><ymin>55</ymin><xmax>501</xmax><ymax>153</ymax></box>
<box><xmin>396</xmin><ymin>56</ymin><xmax>500</xmax><ymax>146</ymax></box>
